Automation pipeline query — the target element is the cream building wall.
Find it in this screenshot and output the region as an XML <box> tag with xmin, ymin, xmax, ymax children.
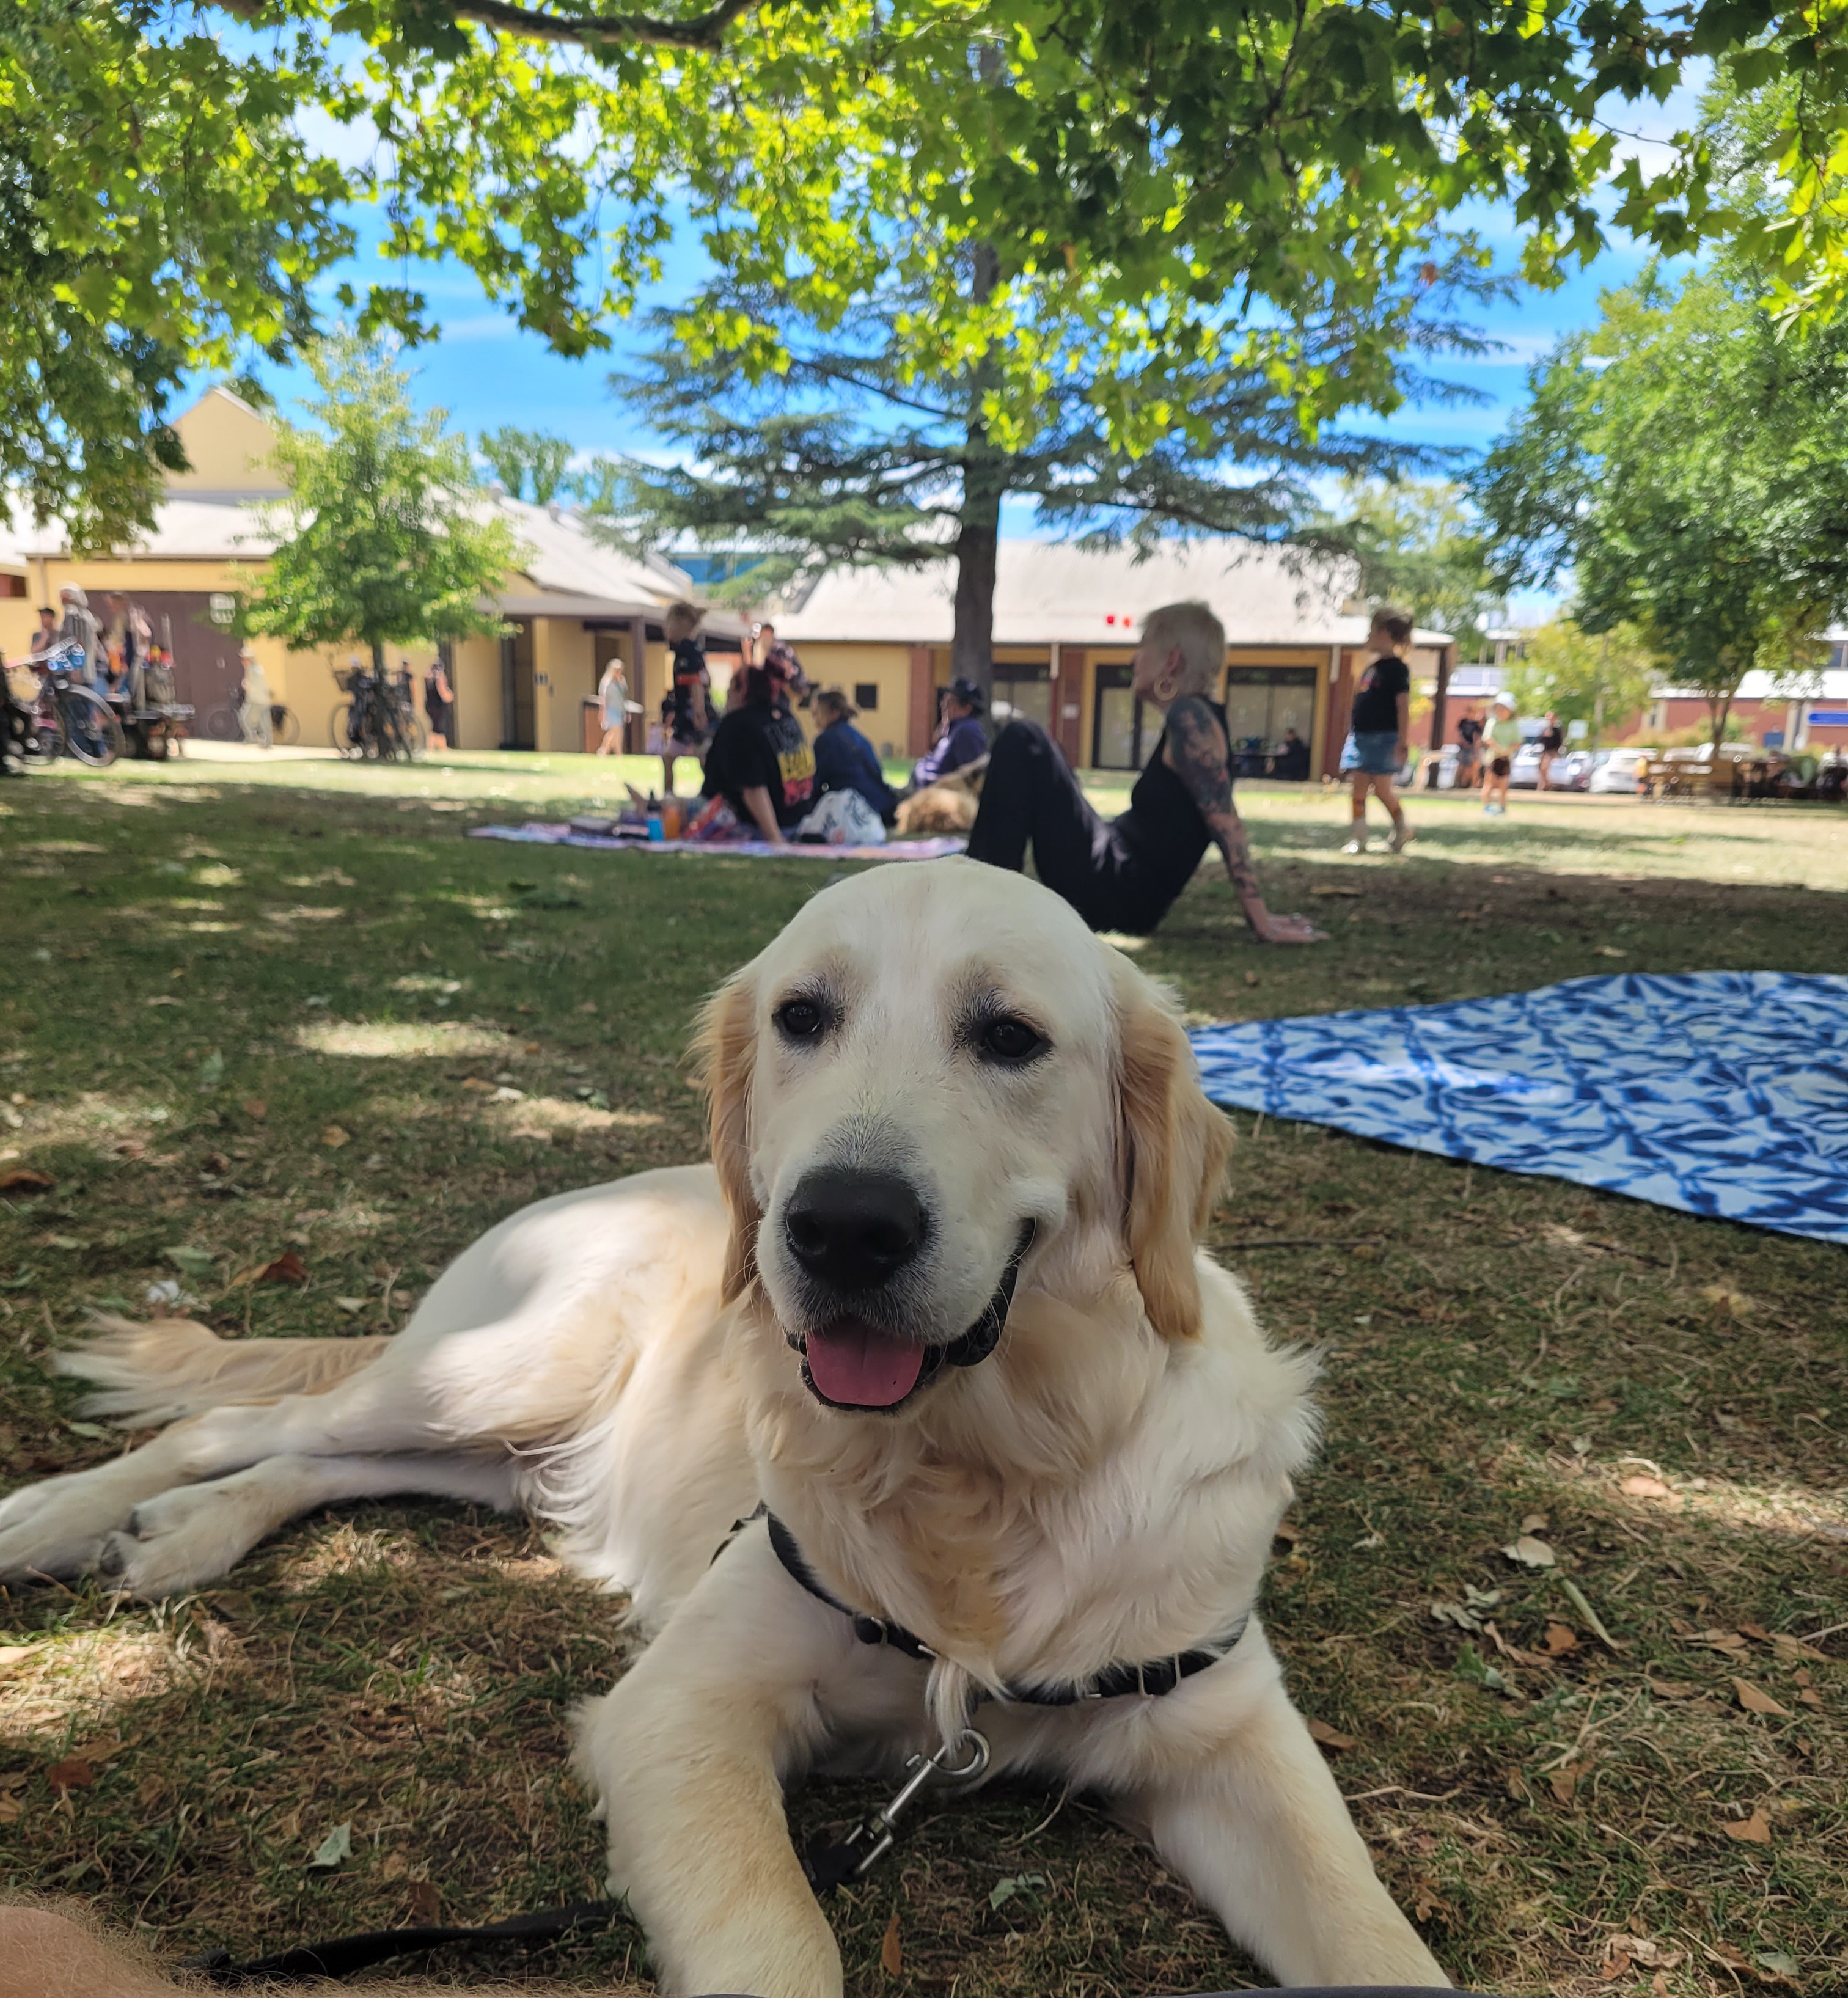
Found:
<box><xmin>787</xmin><ymin>643</ymin><xmax>913</xmax><ymax>758</ymax></box>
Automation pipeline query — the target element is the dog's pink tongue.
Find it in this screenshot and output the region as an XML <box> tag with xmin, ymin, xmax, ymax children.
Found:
<box><xmin>804</xmin><ymin>1319</ymin><xmax>926</xmax><ymax>1408</ymax></box>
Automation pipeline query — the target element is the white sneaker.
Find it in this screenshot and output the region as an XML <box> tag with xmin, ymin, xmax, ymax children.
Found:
<box><xmin>1341</xmin><ymin>835</ymin><xmax>1366</xmax><ymax>854</ymax></box>
<box><xmin>1388</xmin><ymin>822</ymin><xmax>1413</xmax><ymax>854</ymax></box>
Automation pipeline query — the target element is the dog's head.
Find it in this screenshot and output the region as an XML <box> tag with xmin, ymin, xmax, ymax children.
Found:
<box><xmin>695</xmin><ymin>860</ymin><xmax>1230</xmax><ymax>1414</ymax></box>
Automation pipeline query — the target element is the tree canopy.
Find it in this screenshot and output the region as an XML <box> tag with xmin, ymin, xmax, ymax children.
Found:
<box><xmin>1308</xmin><ymin>478</ymin><xmax>1501</xmax><ymax>659</ymax></box>
<box><xmin>20</xmin><ymin>0</ymin><xmax>1848</xmax><ymax>546</ymax></box>
<box><xmin>1478</xmin><ymin>269</ymin><xmax>1847</xmax><ymax>747</ymax></box>
<box><xmin>243</xmin><ymin>337</ymin><xmax>524</xmax><ymax>668</ymax></box>
<box><xmin>478</xmin><ymin>427</ymin><xmax>576</xmax><ymax>505</ymax></box>
<box><xmin>1500</xmin><ymin>619</ymin><xmax>1662</xmax><ymax>746</ymax></box>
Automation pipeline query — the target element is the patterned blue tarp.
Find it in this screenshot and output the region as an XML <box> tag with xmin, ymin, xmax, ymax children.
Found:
<box><xmin>1187</xmin><ymin>972</ymin><xmax>1848</xmax><ymax>1246</ymax></box>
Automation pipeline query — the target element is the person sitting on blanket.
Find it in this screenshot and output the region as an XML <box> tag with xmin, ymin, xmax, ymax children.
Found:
<box><xmin>698</xmin><ymin>661</ymin><xmax>816</xmax><ymax>844</ymax></box>
<box><xmin>811</xmin><ymin>687</ymin><xmax>897</xmax><ymax>824</ymax></box>
<box><xmin>965</xmin><ymin>599</ymin><xmax>1326</xmax><ymax>943</ymax></box>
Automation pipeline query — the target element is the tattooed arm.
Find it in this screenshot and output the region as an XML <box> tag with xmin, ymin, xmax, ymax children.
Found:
<box><xmin>1162</xmin><ymin>698</ymin><xmax>1326</xmax><ymax>945</ymax></box>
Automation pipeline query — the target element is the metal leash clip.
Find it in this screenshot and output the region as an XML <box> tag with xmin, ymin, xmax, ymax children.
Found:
<box><xmin>802</xmin><ymin>1729</ymin><xmax>991</xmax><ymax>1893</ymax></box>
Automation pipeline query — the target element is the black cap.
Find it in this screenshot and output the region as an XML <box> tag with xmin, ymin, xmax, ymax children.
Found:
<box><xmin>947</xmin><ymin>676</ymin><xmax>986</xmax><ymax>711</ymax></box>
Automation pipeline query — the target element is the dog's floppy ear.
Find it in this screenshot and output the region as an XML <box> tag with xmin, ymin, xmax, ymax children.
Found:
<box><xmin>1112</xmin><ymin>957</ymin><xmax>1233</xmax><ymax>1342</ymax></box>
<box><xmin>693</xmin><ymin>972</ymin><xmax>761</xmax><ymax>1304</ymax></box>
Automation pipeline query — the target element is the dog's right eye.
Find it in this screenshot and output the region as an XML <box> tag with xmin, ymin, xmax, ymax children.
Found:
<box><xmin>774</xmin><ymin>998</ymin><xmax>827</xmax><ymax>1040</ymax></box>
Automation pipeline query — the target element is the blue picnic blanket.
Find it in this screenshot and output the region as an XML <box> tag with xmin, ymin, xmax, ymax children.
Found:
<box><xmin>1187</xmin><ymin>972</ymin><xmax>1848</xmax><ymax>1246</ymax></box>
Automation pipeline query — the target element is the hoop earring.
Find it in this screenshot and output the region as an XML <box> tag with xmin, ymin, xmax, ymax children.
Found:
<box><xmin>1154</xmin><ymin>674</ymin><xmax>1179</xmax><ymax>703</ymax></box>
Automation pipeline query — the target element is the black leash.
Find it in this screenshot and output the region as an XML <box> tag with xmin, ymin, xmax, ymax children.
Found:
<box><xmin>183</xmin><ymin>1899</ymin><xmax>624</xmax><ymax>1986</ymax></box>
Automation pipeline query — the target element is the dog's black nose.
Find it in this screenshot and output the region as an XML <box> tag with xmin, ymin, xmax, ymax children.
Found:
<box><xmin>785</xmin><ymin>1169</ymin><xmax>927</xmax><ymax>1290</ymax></box>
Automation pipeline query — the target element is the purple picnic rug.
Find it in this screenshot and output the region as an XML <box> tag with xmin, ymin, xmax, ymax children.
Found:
<box><xmin>469</xmin><ymin>822</ymin><xmax>965</xmax><ymax>862</ymax></box>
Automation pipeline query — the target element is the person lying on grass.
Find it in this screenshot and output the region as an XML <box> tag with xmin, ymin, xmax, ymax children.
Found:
<box><xmin>965</xmin><ymin>599</ymin><xmax>1326</xmax><ymax>943</ymax></box>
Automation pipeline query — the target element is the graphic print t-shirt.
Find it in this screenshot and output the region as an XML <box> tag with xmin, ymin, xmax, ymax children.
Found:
<box><xmin>702</xmin><ymin>702</ymin><xmax>816</xmax><ymax>829</ymax></box>
<box><xmin>1350</xmin><ymin>653</ymin><xmax>1410</xmax><ymax>735</ymax></box>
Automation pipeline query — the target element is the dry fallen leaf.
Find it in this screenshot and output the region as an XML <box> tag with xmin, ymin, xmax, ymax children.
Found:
<box><xmin>1620</xmin><ymin>1473</ymin><xmax>1673</xmax><ymax>1498</ymax></box>
<box><xmin>1646</xmin><ymin>1677</ymin><xmax>1704</xmax><ymax>1700</ymax></box>
<box><xmin>880</xmin><ymin>1911</ymin><xmax>902</xmax><ymax>1976</ymax></box>
<box><xmin>1503</xmin><ymin>1534</ymin><xmax>1557</xmax><ymax>1568</ymax></box>
<box><xmin>1308</xmin><ymin>884</ymin><xmax>1363</xmax><ymax>897</ymax></box>
<box><xmin>320</xmin><ymin>1125</ymin><xmax>351</xmax><ymax>1149</ymax></box>
<box><xmin>0</xmin><ymin>1167</ymin><xmax>53</xmax><ymax>1194</ymax></box>
<box><xmin>1722</xmin><ymin>1806</ymin><xmax>1772</xmax><ymax>1844</ymax></box>
<box><xmin>406</xmin><ymin>1881</ymin><xmax>441</xmax><ymax>1926</ymax></box>
<box><xmin>380</xmin><ymin>1850</ymin><xmax>409</xmax><ymax>1881</ymax></box>
<box><xmin>1549</xmin><ymin>1762</ymin><xmax>1582</xmax><ymax>1807</ymax></box>
<box><xmin>1734</xmin><ymin>1677</ymin><xmax>1793</xmax><ymax>1719</ymax></box>
<box><xmin>0</xmin><ymin>1644</ymin><xmax>42</xmax><ymax>1672</ymax></box>
<box><xmin>46</xmin><ymin>1758</ymin><xmax>93</xmax><ymax>1792</ymax></box>
<box><xmin>1307</xmin><ymin>1719</ymin><xmax>1358</xmax><ymax>1751</ymax></box>
<box><xmin>241</xmin><ymin>1097</ymin><xmax>268</xmax><ymax>1120</ymax></box>
<box><xmin>1541</xmin><ymin>1622</ymin><xmax>1580</xmax><ymax>1656</ymax></box>
<box><xmin>260</xmin><ymin>1249</ymin><xmax>309</xmax><ymax>1287</ymax></box>
<box><xmin>1771</xmin><ymin>1630</ymin><xmax>1829</xmax><ymax>1661</ymax></box>
<box><xmin>1520</xmin><ymin>1512</ymin><xmax>1549</xmax><ymax>1533</ymax></box>
<box><xmin>137</xmin><ymin>1774</ymin><xmax>167</xmax><ymax>1809</ymax></box>
<box><xmin>1797</xmin><ymin>1687</ymin><xmax>1824</xmax><ymax>1708</ymax></box>
<box><xmin>0</xmin><ymin>1796</ymin><xmax>20</xmax><ymax>1825</ymax></box>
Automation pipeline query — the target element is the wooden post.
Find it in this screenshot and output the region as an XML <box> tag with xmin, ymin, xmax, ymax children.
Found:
<box><xmin>1429</xmin><ymin>642</ymin><xmax>1454</xmax><ymax>752</ymax></box>
<box><xmin>908</xmin><ymin>644</ymin><xmax>935</xmax><ymax>758</ymax></box>
<box><xmin>627</xmin><ymin>616</ymin><xmax>648</xmax><ymax>755</ymax></box>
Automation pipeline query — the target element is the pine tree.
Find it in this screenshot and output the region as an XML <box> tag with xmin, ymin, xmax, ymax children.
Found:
<box><xmin>592</xmin><ymin>255</ymin><xmax>1494</xmax><ymax>696</ymax></box>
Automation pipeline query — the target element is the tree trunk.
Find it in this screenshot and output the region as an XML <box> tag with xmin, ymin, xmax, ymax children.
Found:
<box><xmin>950</xmin><ymin>504</ymin><xmax>1000</xmax><ymax>703</ymax></box>
<box><xmin>370</xmin><ymin>637</ymin><xmax>386</xmax><ymax>675</ymax></box>
<box><xmin>1708</xmin><ymin>689</ymin><xmax>1733</xmax><ymax>753</ymax></box>
<box><xmin>950</xmin><ymin>238</ymin><xmax>1004</xmax><ymax>710</ymax></box>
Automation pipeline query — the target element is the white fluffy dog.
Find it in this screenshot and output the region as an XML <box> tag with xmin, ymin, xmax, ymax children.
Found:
<box><xmin>0</xmin><ymin>860</ymin><xmax>1447</xmax><ymax>1996</ymax></box>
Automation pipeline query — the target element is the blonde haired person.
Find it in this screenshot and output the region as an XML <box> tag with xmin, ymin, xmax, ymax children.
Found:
<box><xmin>967</xmin><ymin>599</ymin><xmax>1324</xmax><ymax>942</ymax></box>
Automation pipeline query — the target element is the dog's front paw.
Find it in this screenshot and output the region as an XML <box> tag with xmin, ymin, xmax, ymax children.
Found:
<box><xmin>0</xmin><ymin>1469</ymin><xmax>134</xmax><ymax>1583</ymax></box>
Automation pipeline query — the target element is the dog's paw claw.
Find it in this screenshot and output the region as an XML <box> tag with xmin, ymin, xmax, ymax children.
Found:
<box><xmin>96</xmin><ymin>1535</ymin><xmax>129</xmax><ymax>1578</ymax></box>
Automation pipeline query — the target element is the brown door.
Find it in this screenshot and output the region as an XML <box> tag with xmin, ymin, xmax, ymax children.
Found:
<box><xmin>501</xmin><ymin>620</ymin><xmax>535</xmax><ymax>749</ymax></box>
<box><xmin>134</xmin><ymin>592</ymin><xmax>244</xmax><ymax>717</ymax></box>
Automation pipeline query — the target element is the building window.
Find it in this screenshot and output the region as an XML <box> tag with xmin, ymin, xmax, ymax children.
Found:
<box><xmin>854</xmin><ymin>681</ymin><xmax>879</xmax><ymax>710</ymax></box>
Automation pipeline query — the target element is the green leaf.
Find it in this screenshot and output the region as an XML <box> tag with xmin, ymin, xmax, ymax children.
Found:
<box><xmin>988</xmin><ymin>1872</ymin><xmax>1046</xmax><ymax>1912</ymax></box>
<box><xmin>307</xmin><ymin>1822</ymin><xmax>353</xmax><ymax>1870</ymax></box>
<box><xmin>164</xmin><ymin>1246</ymin><xmax>216</xmax><ymax>1276</ymax></box>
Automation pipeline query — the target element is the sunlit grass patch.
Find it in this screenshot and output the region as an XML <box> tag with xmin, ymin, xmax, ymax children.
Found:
<box><xmin>293</xmin><ymin>1020</ymin><xmax>517</xmax><ymax>1059</ymax></box>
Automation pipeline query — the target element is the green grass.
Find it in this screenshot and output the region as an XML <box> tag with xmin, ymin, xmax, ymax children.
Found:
<box><xmin>0</xmin><ymin>756</ymin><xmax>1843</xmax><ymax>1996</ymax></box>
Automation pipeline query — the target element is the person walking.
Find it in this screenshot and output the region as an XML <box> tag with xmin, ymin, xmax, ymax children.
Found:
<box><xmin>1341</xmin><ymin>607</ymin><xmax>1414</xmax><ymax>854</ymax></box>
<box><xmin>658</xmin><ymin>600</ymin><xmax>712</xmax><ymax>796</ymax></box>
<box><xmin>810</xmin><ymin>687</ymin><xmax>896</xmax><ymax>821</ymax></box>
<box><xmin>1482</xmin><ymin>695</ymin><xmax>1519</xmax><ymax>815</ymax></box>
<box><xmin>966</xmin><ymin>599</ymin><xmax>1324</xmax><ymax>942</ymax></box>
<box><xmin>595</xmin><ymin>653</ymin><xmax>628</xmax><ymax>755</ymax></box>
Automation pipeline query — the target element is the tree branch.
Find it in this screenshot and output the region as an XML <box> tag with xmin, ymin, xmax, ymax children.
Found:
<box><xmin>446</xmin><ymin>0</ymin><xmax>762</xmax><ymax>52</ymax></box>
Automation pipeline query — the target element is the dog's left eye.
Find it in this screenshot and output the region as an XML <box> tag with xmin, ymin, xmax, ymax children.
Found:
<box><xmin>775</xmin><ymin>997</ymin><xmax>827</xmax><ymax>1040</ymax></box>
<box><xmin>978</xmin><ymin>1015</ymin><xmax>1046</xmax><ymax>1064</ymax></box>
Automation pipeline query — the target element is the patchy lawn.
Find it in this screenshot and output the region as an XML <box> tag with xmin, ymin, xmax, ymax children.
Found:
<box><xmin>0</xmin><ymin>756</ymin><xmax>1843</xmax><ymax>1997</ymax></box>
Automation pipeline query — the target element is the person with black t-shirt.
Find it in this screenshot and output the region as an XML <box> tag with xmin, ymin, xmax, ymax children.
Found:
<box><xmin>1538</xmin><ymin>710</ymin><xmax>1565</xmax><ymax>789</ymax></box>
<box><xmin>659</xmin><ymin>599</ymin><xmax>713</xmax><ymax>797</ymax></box>
<box><xmin>1341</xmin><ymin>609</ymin><xmax>1414</xmax><ymax>854</ymax></box>
<box><xmin>700</xmin><ymin>664</ymin><xmax>816</xmax><ymax>843</ymax></box>
<box><xmin>967</xmin><ymin>599</ymin><xmax>1324</xmax><ymax>941</ymax></box>
<box><xmin>1454</xmin><ymin>704</ymin><xmax>1484</xmax><ymax>789</ymax></box>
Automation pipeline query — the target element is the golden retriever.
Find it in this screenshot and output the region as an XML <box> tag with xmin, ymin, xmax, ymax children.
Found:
<box><xmin>0</xmin><ymin>860</ymin><xmax>1446</xmax><ymax>1996</ymax></box>
<box><xmin>893</xmin><ymin>753</ymin><xmax>988</xmax><ymax>835</ymax></box>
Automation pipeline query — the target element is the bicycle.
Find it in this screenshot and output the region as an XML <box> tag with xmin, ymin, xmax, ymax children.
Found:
<box><xmin>331</xmin><ymin>666</ymin><xmax>420</xmax><ymax>761</ymax></box>
<box><xmin>203</xmin><ymin>696</ymin><xmax>299</xmax><ymax>747</ymax></box>
<box><xmin>21</xmin><ymin>646</ymin><xmax>123</xmax><ymax>769</ymax></box>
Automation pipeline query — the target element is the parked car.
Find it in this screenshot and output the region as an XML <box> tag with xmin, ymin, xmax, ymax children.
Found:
<box><xmin>1509</xmin><ymin>742</ymin><xmax>1545</xmax><ymax>788</ymax></box>
<box><xmin>1509</xmin><ymin>742</ymin><xmax>1595</xmax><ymax>790</ymax></box>
<box><xmin>1589</xmin><ymin>747</ymin><xmax>1651</xmax><ymax>794</ymax></box>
